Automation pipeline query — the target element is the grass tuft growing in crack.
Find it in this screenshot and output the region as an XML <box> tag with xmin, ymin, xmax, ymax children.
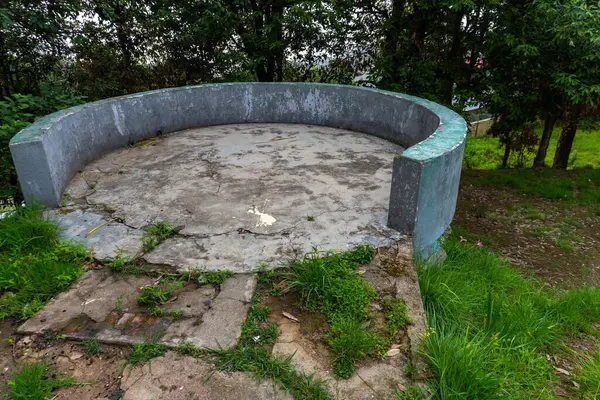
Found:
<box><xmin>284</xmin><ymin>245</ymin><xmax>379</xmax><ymax>378</ymax></box>
<box><xmin>142</xmin><ymin>221</ymin><xmax>177</xmax><ymax>252</ymax></box>
<box><xmin>128</xmin><ymin>342</ymin><xmax>167</xmax><ymax>367</ymax></box>
<box><xmin>0</xmin><ymin>205</ymin><xmax>87</xmax><ymax>320</ymax></box>
<box><xmin>8</xmin><ymin>359</ymin><xmax>77</xmax><ymax>400</ymax></box>
<box><xmin>189</xmin><ymin>270</ymin><xmax>233</xmax><ymax>285</ymax></box>
<box><xmin>84</xmin><ymin>338</ymin><xmax>102</xmax><ymax>356</ymax></box>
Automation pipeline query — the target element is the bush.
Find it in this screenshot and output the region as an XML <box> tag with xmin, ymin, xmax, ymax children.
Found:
<box><xmin>0</xmin><ymin>82</ymin><xmax>84</xmax><ymax>198</ymax></box>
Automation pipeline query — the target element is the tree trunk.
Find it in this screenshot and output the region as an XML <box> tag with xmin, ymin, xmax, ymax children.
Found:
<box><xmin>552</xmin><ymin>107</ymin><xmax>581</xmax><ymax>169</ymax></box>
<box><xmin>502</xmin><ymin>140</ymin><xmax>511</xmax><ymax>168</ymax></box>
<box><xmin>533</xmin><ymin>114</ymin><xmax>558</xmax><ymax>167</ymax></box>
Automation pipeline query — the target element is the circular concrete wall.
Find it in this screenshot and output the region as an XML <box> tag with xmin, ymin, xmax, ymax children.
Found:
<box><xmin>10</xmin><ymin>83</ymin><xmax>467</xmax><ymax>257</ymax></box>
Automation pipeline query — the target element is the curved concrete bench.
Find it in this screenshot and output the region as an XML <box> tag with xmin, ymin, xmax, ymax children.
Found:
<box><xmin>10</xmin><ymin>83</ymin><xmax>466</xmax><ymax>258</ymax></box>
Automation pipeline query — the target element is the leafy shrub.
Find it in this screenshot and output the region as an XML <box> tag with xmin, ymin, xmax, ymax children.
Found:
<box><xmin>0</xmin><ymin>82</ymin><xmax>84</xmax><ymax>198</ymax></box>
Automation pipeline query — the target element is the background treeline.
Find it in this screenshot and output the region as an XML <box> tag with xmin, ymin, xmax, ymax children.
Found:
<box><xmin>1</xmin><ymin>0</ymin><xmax>599</xmax><ymax>198</ymax></box>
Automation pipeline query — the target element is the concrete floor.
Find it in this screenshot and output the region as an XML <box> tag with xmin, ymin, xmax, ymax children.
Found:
<box><xmin>64</xmin><ymin>123</ymin><xmax>407</xmax><ymax>272</ymax></box>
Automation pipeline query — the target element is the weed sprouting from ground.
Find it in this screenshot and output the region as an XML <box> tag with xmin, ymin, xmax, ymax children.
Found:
<box><xmin>84</xmin><ymin>338</ymin><xmax>101</xmax><ymax>356</ymax></box>
<box><xmin>136</xmin><ymin>279</ymin><xmax>182</xmax><ymax>307</ymax></box>
<box><xmin>142</xmin><ymin>221</ymin><xmax>177</xmax><ymax>252</ymax></box>
<box><xmin>190</xmin><ymin>270</ymin><xmax>233</xmax><ymax>285</ymax></box>
<box><xmin>285</xmin><ymin>245</ymin><xmax>378</xmax><ymax>378</ymax></box>
<box><xmin>8</xmin><ymin>360</ymin><xmax>76</xmax><ymax>399</ymax></box>
<box><xmin>128</xmin><ymin>342</ymin><xmax>167</xmax><ymax>367</ymax></box>
<box><xmin>418</xmin><ymin>235</ymin><xmax>600</xmax><ymax>399</ymax></box>
<box><xmin>384</xmin><ymin>299</ymin><xmax>411</xmax><ymax>337</ymax></box>
<box><xmin>0</xmin><ymin>206</ymin><xmax>86</xmax><ymax>320</ymax></box>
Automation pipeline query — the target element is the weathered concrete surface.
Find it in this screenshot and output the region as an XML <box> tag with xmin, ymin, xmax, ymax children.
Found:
<box><xmin>120</xmin><ymin>352</ymin><xmax>292</xmax><ymax>400</ymax></box>
<box><xmin>18</xmin><ymin>270</ymin><xmax>253</xmax><ymax>350</ymax></box>
<box><xmin>11</xmin><ymin>83</ymin><xmax>467</xmax><ymax>260</ymax></box>
<box><xmin>48</xmin><ymin>210</ymin><xmax>143</xmax><ymax>260</ymax></box>
<box><xmin>160</xmin><ymin>274</ymin><xmax>255</xmax><ymax>348</ymax></box>
<box><xmin>63</xmin><ymin>124</ymin><xmax>405</xmax><ymax>272</ymax></box>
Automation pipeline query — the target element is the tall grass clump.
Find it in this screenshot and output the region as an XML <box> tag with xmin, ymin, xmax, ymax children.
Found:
<box><xmin>285</xmin><ymin>245</ymin><xmax>379</xmax><ymax>378</ymax></box>
<box><xmin>0</xmin><ymin>206</ymin><xmax>86</xmax><ymax>319</ymax></box>
<box><xmin>418</xmin><ymin>235</ymin><xmax>600</xmax><ymax>399</ymax></box>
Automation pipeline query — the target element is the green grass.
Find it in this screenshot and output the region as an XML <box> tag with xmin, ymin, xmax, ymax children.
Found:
<box><xmin>142</xmin><ymin>221</ymin><xmax>177</xmax><ymax>252</ymax></box>
<box><xmin>84</xmin><ymin>338</ymin><xmax>101</xmax><ymax>356</ymax></box>
<box><xmin>418</xmin><ymin>236</ymin><xmax>600</xmax><ymax>399</ymax></box>
<box><xmin>285</xmin><ymin>245</ymin><xmax>380</xmax><ymax>378</ymax></box>
<box><xmin>7</xmin><ymin>360</ymin><xmax>77</xmax><ymax>400</ymax></box>
<box><xmin>0</xmin><ymin>206</ymin><xmax>87</xmax><ymax>320</ymax></box>
<box><xmin>575</xmin><ymin>350</ymin><xmax>600</xmax><ymax>399</ymax></box>
<box><xmin>384</xmin><ymin>299</ymin><xmax>412</xmax><ymax>336</ymax></box>
<box><xmin>136</xmin><ymin>279</ymin><xmax>182</xmax><ymax>307</ymax></box>
<box><xmin>468</xmin><ymin>168</ymin><xmax>600</xmax><ymax>208</ymax></box>
<box><xmin>128</xmin><ymin>342</ymin><xmax>167</xmax><ymax>367</ymax></box>
<box><xmin>191</xmin><ymin>270</ymin><xmax>233</xmax><ymax>285</ymax></box>
<box><xmin>463</xmin><ymin>126</ymin><xmax>600</xmax><ymax>170</ymax></box>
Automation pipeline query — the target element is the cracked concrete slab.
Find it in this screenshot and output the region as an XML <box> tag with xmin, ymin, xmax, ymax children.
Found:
<box><xmin>18</xmin><ymin>271</ymin><xmax>253</xmax><ymax>350</ymax></box>
<box><xmin>48</xmin><ymin>210</ymin><xmax>143</xmax><ymax>260</ymax></box>
<box><xmin>120</xmin><ymin>351</ymin><xmax>292</xmax><ymax>400</ymax></box>
<box><xmin>62</xmin><ymin>123</ymin><xmax>407</xmax><ymax>272</ymax></box>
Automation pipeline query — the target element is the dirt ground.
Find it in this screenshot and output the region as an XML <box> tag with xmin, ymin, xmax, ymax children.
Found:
<box><xmin>1</xmin><ymin>319</ymin><xmax>129</xmax><ymax>399</ymax></box>
<box><xmin>454</xmin><ymin>170</ymin><xmax>600</xmax><ymax>288</ymax></box>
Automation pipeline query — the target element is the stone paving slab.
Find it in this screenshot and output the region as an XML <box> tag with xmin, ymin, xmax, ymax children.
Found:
<box><xmin>120</xmin><ymin>352</ymin><xmax>292</xmax><ymax>400</ymax></box>
<box><xmin>18</xmin><ymin>271</ymin><xmax>255</xmax><ymax>350</ymax></box>
<box><xmin>48</xmin><ymin>210</ymin><xmax>143</xmax><ymax>260</ymax></box>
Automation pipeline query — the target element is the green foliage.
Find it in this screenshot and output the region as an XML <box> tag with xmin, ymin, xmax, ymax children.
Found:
<box><xmin>418</xmin><ymin>235</ymin><xmax>600</xmax><ymax>399</ymax></box>
<box><xmin>85</xmin><ymin>338</ymin><xmax>101</xmax><ymax>356</ymax></box>
<box><xmin>285</xmin><ymin>246</ymin><xmax>378</xmax><ymax>378</ymax></box>
<box><xmin>192</xmin><ymin>270</ymin><xmax>233</xmax><ymax>285</ymax></box>
<box><xmin>7</xmin><ymin>360</ymin><xmax>77</xmax><ymax>400</ymax></box>
<box><xmin>169</xmin><ymin>309</ymin><xmax>184</xmax><ymax>321</ymax></box>
<box><xmin>0</xmin><ymin>206</ymin><xmax>86</xmax><ymax>320</ymax></box>
<box><xmin>0</xmin><ymin>85</ymin><xmax>85</xmax><ymax>197</ymax></box>
<box><xmin>463</xmin><ymin>127</ymin><xmax>600</xmax><ymax>170</ymax></box>
<box><xmin>327</xmin><ymin>315</ymin><xmax>380</xmax><ymax>379</ymax></box>
<box><xmin>128</xmin><ymin>343</ymin><xmax>167</xmax><ymax>367</ymax></box>
<box><xmin>385</xmin><ymin>299</ymin><xmax>411</xmax><ymax>337</ymax></box>
<box><xmin>575</xmin><ymin>350</ymin><xmax>600</xmax><ymax>400</ymax></box>
<box><xmin>142</xmin><ymin>222</ymin><xmax>177</xmax><ymax>252</ymax></box>
<box><xmin>136</xmin><ymin>279</ymin><xmax>182</xmax><ymax>307</ymax></box>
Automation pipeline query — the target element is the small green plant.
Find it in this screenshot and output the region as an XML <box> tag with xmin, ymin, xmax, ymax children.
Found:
<box><xmin>7</xmin><ymin>360</ymin><xmax>77</xmax><ymax>400</ymax></box>
<box><xmin>136</xmin><ymin>279</ymin><xmax>182</xmax><ymax>307</ymax></box>
<box><xmin>169</xmin><ymin>309</ymin><xmax>185</xmax><ymax>320</ymax></box>
<box><xmin>142</xmin><ymin>222</ymin><xmax>177</xmax><ymax>252</ymax></box>
<box><xmin>148</xmin><ymin>306</ymin><xmax>166</xmax><ymax>317</ymax></box>
<box><xmin>555</xmin><ymin>238</ymin><xmax>574</xmax><ymax>253</ymax></box>
<box><xmin>327</xmin><ymin>315</ymin><xmax>380</xmax><ymax>379</ymax></box>
<box><xmin>307</xmin><ymin>215</ymin><xmax>315</xmax><ymax>222</ymax></box>
<box><xmin>128</xmin><ymin>342</ymin><xmax>167</xmax><ymax>367</ymax></box>
<box><xmin>239</xmin><ymin>303</ymin><xmax>278</xmax><ymax>347</ymax></box>
<box><xmin>385</xmin><ymin>299</ymin><xmax>411</xmax><ymax>336</ymax></box>
<box><xmin>115</xmin><ymin>294</ymin><xmax>125</xmax><ymax>312</ymax></box>
<box><xmin>84</xmin><ymin>338</ymin><xmax>101</xmax><ymax>356</ymax></box>
<box><xmin>193</xmin><ymin>270</ymin><xmax>233</xmax><ymax>285</ymax></box>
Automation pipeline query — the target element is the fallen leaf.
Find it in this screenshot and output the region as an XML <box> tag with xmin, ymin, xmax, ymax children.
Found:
<box><xmin>397</xmin><ymin>383</ymin><xmax>406</xmax><ymax>392</ymax></box>
<box><xmin>391</xmin><ymin>344</ymin><xmax>401</xmax><ymax>349</ymax></box>
<box><xmin>282</xmin><ymin>312</ymin><xmax>299</xmax><ymax>322</ymax></box>
<box><xmin>386</xmin><ymin>348</ymin><xmax>401</xmax><ymax>357</ymax></box>
<box><xmin>554</xmin><ymin>367</ymin><xmax>571</xmax><ymax>376</ymax></box>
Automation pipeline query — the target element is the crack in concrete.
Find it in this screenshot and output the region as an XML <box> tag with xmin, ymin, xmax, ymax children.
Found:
<box><xmin>356</xmin><ymin>373</ymin><xmax>381</xmax><ymax>397</ymax></box>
